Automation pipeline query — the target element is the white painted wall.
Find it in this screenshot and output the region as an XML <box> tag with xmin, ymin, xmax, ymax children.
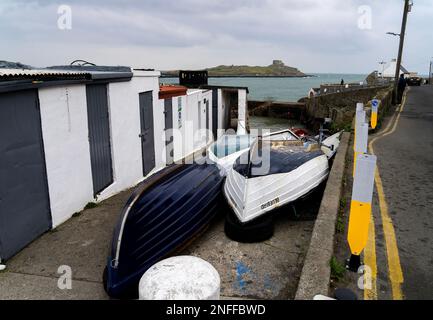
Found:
<box><xmin>217</xmin><ymin>89</ymin><xmax>248</xmax><ymax>135</ymax></box>
<box><xmin>153</xmin><ymin>99</ymin><xmax>166</xmax><ymax>171</ymax></box>
<box><xmin>237</xmin><ymin>89</ymin><xmax>247</xmax><ymax>135</ymax></box>
<box><xmin>98</xmin><ymin>71</ymin><xmax>160</xmax><ymax>201</ymax></box>
<box><xmin>38</xmin><ymin>72</ymin><xmax>245</xmax><ymax>229</ymax></box>
<box><xmin>185</xmin><ymin>90</ymin><xmax>200</xmax><ymax>152</ymax></box>
<box><xmin>173</xmin><ymin>95</ymin><xmax>187</xmax><ymax>163</ymax></box>
<box><xmin>39</xmin><ymin>85</ymin><xmax>94</xmax><ymax>227</ymax></box>
<box><xmin>39</xmin><ymin>70</ymin><xmax>160</xmax><ymax>227</ymax></box>
<box><xmin>159</xmin><ymin>89</ymin><xmax>213</xmax><ymax>165</ymax></box>
<box><xmin>216</xmin><ymin>89</ymin><xmax>224</xmax><ymax>138</ymax></box>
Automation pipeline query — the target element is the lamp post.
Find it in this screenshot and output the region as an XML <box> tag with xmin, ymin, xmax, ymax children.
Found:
<box><xmin>391</xmin><ymin>0</ymin><xmax>411</xmax><ymax>104</ymax></box>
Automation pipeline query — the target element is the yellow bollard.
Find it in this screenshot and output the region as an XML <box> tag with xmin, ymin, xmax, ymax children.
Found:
<box><xmin>371</xmin><ymin>99</ymin><xmax>379</xmax><ymax>129</ymax></box>
<box><xmin>347</xmin><ymin>153</ymin><xmax>377</xmax><ymax>271</ymax></box>
<box><xmin>353</xmin><ymin>122</ymin><xmax>368</xmax><ymax>177</ymax></box>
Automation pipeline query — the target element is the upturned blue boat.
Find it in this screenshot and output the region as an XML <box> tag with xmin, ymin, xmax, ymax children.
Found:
<box><xmin>103</xmin><ymin>163</ymin><xmax>224</xmax><ymax>298</ymax></box>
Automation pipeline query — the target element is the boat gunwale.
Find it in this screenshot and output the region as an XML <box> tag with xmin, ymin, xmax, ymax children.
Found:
<box><xmin>112</xmin><ymin>164</ymin><xmax>186</xmax><ymax>268</ymax></box>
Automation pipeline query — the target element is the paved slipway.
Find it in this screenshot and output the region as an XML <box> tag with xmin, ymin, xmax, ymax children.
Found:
<box><xmin>371</xmin><ymin>86</ymin><xmax>433</xmax><ymax>299</ymax></box>
<box><xmin>0</xmin><ymin>178</ymin><xmax>318</xmax><ymax>299</ymax></box>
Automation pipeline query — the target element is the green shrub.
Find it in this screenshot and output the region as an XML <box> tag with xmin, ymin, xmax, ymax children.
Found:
<box><xmin>330</xmin><ymin>256</ymin><xmax>346</xmax><ymax>280</ymax></box>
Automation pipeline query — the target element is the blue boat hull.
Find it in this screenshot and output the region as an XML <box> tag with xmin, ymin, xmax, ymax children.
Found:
<box><xmin>104</xmin><ymin>163</ymin><xmax>224</xmax><ymax>298</ymax></box>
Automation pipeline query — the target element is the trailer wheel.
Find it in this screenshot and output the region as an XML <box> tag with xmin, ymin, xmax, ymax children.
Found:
<box><xmin>224</xmin><ymin>212</ymin><xmax>274</xmax><ymax>243</ymax></box>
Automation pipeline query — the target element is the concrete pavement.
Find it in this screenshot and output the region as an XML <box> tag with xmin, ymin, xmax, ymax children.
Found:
<box><xmin>0</xmin><ymin>178</ymin><xmax>317</xmax><ymax>300</ymax></box>
<box><xmin>371</xmin><ymin>85</ymin><xmax>433</xmax><ymax>299</ymax></box>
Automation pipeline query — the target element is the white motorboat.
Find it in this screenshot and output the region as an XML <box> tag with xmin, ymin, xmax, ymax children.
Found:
<box><xmin>207</xmin><ymin>134</ymin><xmax>254</xmax><ymax>176</ymax></box>
<box><xmin>207</xmin><ymin>129</ymin><xmax>300</xmax><ymax>176</ymax></box>
<box><xmin>223</xmin><ymin>131</ymin><xmax>342</xmax><ymax>224</ymax></box>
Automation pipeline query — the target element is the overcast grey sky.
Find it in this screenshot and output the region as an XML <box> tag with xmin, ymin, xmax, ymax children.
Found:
<box><xmin>0</xmin><ymin>0</ymin><xmax>431</xmax><ymax>74</ymax></box>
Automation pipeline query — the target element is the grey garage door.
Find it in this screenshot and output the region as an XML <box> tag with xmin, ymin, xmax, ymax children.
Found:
<box><xmin>139</xmin><ymin>91</ymin><xmax>155</xmax><ymax>176</ymax></box>
<box><xmin>0</xmin><ymin>90</ymin><xmax>52</xmax><ymax>260</ymax></box>
<box><xmin>86</xmin><ymin>84</ymin><xmax>113</xmax><ymax>196</ymax></box>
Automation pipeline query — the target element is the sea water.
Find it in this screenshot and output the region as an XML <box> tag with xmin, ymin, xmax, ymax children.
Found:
<box><xmin>162</xmin><ymin>73</ymin><xmax>367</xmax><ymax>131</ymax></box>
<box><xmin>161</xmin><ymin>73</ymin><xmax>367</xmax><ymax>102</ymax></box>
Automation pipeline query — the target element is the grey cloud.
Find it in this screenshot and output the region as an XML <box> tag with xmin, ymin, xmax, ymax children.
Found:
<box><xmin>0</xmin><ymin>0</ymin><xmax>431</xmax><ymax>73</ymax></box>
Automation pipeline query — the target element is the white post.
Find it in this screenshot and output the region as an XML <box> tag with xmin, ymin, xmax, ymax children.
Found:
<box><xmin>353</xmin><ymin>122</ymin><xmax>369</xmax><ymax>176</ymax></box>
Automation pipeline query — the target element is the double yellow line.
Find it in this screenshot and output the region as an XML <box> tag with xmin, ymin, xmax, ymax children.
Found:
<box><xmin>363</xmin><ymin>91</ymin><xmax>407</xmax><ymax>300</ymax></box>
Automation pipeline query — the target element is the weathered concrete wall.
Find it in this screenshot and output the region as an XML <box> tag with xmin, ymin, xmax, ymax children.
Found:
<box><xmin>362</xmin><ymin>86</ymin><xmax>394</xmax><ymax>130</ymax></box>
<box><xmin>248</xmin><ymin>100</ymin><xmax>305</xmax><ymax>119</ymax></box>
<box><xmin>305</xmin><ymin>85</ymin><xmax>392</xmax><ymax>130</ymax></box>
<box><xmin>295</xmin><ymin>132</ymin><xmax>350</xmax><ymax>300</ymax></box>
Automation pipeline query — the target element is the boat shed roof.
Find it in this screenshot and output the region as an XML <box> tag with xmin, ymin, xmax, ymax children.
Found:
<box><xmin>0</xmin><ymin>68</ymin><xmax>91</xmax><ymax>80</ymax></box>
<box><xmin>199</xmin><ymin>84</ymin><xmax>249</xmax><ymax>93</ymax></box>
<box><xmin>0</xmin><ymin>67</ymin><xmax>134</xmax><ymax>93</ymax></box>
<box><xmin>159</xmin><ymin>84</ymin><xmax>188</xmax><ymax>100</ymax></box>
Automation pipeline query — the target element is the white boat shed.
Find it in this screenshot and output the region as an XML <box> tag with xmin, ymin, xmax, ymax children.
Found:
<box><xmin>0</xmin><ymin>66</ymin><xmax>248</xmax><ymax>260</ymax></box>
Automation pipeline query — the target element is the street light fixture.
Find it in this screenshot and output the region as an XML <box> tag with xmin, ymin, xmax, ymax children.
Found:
<box><xmin>408</xmin><ymin>0</ymin><xmax>414</xmax><ymax>12</ymax></box>
<box><xmin>386</xmin><ymin>32</ymin><xmax>401</xmax><ymax>37</ymax></box>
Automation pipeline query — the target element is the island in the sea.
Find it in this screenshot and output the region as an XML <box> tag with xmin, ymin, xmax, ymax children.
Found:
<box><xmin>161</xmin><ymin>60</ymin><xmax>308</xmax><ymax>78</ymax></box>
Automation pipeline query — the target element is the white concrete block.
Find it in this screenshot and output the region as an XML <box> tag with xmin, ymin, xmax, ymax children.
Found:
<box><xmin>139</xmin><ymin>256</ymin><xmax>220</xmax><ymax>300</ymax></box>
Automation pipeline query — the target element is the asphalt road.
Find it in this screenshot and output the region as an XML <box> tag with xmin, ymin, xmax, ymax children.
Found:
<box><xmin>373</xmin><ymin>85</ymin><xmax>433</xmax><ymax>299</ymax></box>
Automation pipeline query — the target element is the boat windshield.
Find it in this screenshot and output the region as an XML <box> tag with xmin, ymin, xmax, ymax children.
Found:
<box><xmin>264</xmin><ymin>130</ymin><xmax>299</xmax><ymax>141</ymax></box>
<box><xmin>212</xmin><ymin>135</ymin><xmax>254</xmax><ymax>159</ymax></box>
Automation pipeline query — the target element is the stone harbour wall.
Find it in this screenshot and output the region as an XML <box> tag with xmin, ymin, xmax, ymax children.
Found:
<box><xmin>305</xmin><ymin>85</ymin><xmax>393</xmax><ymax>131</ymax></box>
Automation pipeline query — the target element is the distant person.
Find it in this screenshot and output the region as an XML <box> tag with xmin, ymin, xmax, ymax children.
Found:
<box><xmin>340</xmin><ymin>79</ymin><xmax>344</xmax><ymax>85</ymax></box>
<box><xmin>397</xmin><ymin>74</ymin><xmax>407</xmax><ymax>104</ymax></box>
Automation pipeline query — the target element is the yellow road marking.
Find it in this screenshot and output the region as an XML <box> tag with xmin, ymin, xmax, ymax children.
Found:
<box><xmin>364</xmin><ymin>214</ymin><xmax>377</xmax><ymax>300</ymax></box>
<box><xmin>362</xmin><ymin>95</ymin><xmax>401</xmax><ymax>300</ymax></box>
<box><xmin>372</xmin><ymin>169</ymin><xmax>404</xmax><ymax>300</ymax></box>
<box><xmin>367</xmin><ymin>89</ymin><xmax>408</xmax><ymax>300</ymax></box>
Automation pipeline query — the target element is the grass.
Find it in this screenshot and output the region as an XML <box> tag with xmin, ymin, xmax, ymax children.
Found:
<box><xmin>84</xmin><ymin>202</ymin><xmax>98</xmax><ymax>210</ymax></box>
<box><xmin>336</xmin><ymin>198</ymin><xmax>347</xmax><ymax>233</ymax></box>
<box><xmin>330</xmin><ymin>256</ymin><xmax>346</xmax><ymax>281</ymax></box>
<box><xmin>72</xmin><ymin>211</ymin><xmax>82</xmax><ymax>218</ymax></box>
<box><xmin>330</xmin><ymin>122</ymin><xmax>352</xmax><ymax>134</ymax></box>
<box><xmin>336</xmin><ymin>216</ymin><xmax>345</xmax><ymax>234</ymax></box>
